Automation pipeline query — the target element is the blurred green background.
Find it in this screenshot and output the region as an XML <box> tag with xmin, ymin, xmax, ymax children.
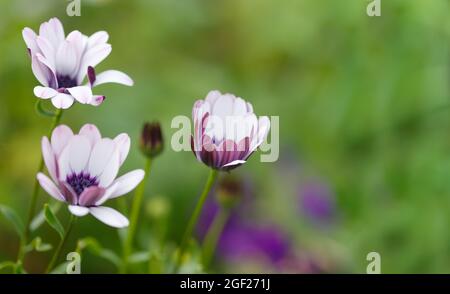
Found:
<box><xmin>0</xmin><ymin>0</ymin><xmax>449</xmax><ymax>273</ymax></box>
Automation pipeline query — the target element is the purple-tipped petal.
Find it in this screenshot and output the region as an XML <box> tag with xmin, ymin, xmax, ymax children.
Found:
<box><xmin>87</xmin><ymin>66</ymin><xmax>96</xmax><ymax>85</ymax></box>
<box><xmin>60</xmin><ymin>181</ymin><xmax>78</xmax><ymax>205</ymax></box>
<box><xmin>78</xmin><ymin>186</ymin><xmax>106</xmax><ymax>207</ymax></box>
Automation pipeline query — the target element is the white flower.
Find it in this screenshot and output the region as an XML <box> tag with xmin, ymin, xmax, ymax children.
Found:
<box><xmin>37</xmin><ymin>124</ymin><xmax>144</xmax><ymax>228</ymax></box>
<box><xmin>23</xmin><ymin>17</ymin><xmax>134</xmax><ymax>109</ymax></box>
<box><xmin>191</xmin><ymin>90</ymin><xmax>270</xmax><ymax>171</ymax></box>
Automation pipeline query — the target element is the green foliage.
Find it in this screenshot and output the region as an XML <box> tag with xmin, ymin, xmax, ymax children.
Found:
<box><xmin>31</xmin><ymin>202</ymin><xmax>62</xmax><ymax>232</ymax></box>
<box><xmin>0</xmin><ymin>205</ymin><xmax>24</xmax><ymax>238</ymax></box>
<box><xmin>76</xmin><ymin>237</ymin><xmax>121</xmax><ymax>269</ymax></box>
<box><xmin>25</xmin><ymin>237</ymin><xmax>53</xmax><ymax>253</ymax></box>
<box><xmin>44</xmin><ymin>204</ymin><xmax>64</xmax><ymax>239</ymax></box>
<box><xmin>0</xmin><ymin>0</ymin><xmax>449</xmax><ymax>273</ymax></box>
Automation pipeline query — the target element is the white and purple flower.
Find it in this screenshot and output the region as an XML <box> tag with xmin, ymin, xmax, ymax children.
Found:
<box><xmin>37</xmin><ymin>124</ymin><xmax>144</xmax><ymax>228</ymax></box>
<box><xmin>23</xmin><ymin>17</ymin><xmax>133</xmax><ymax>109</ymax></box>
<box><xmin>191</xmin><ymin>90</ymin><xmax>270</xmax><ymax>171</ymax></box>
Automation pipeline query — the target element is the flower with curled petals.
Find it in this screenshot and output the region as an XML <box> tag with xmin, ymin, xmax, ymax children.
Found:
<box><xmin>22</xmin><ymin>17</ymin><xmax>133</xmax><ymax>109</ymax></box>
<box><xmin>37</xmin><ymin>124</ymin><xmax>144</xmax><ymax>228</ymax></box>
<box><xmin>191</xmin><ymin>90</ymin><xmax>270</xmax><ymax>171</ymax></box>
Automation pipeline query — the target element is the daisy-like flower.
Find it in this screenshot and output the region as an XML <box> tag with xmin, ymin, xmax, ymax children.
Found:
<box><xmin>37</xmin><ymin>124</ymin><xmax>144</xmax><ymax>228</ymax></box>
<box><xmin>191</xmin><ymin>90</ymin><xmax>270</xmax><ymax>171</ymax></box>
<box><xmin>22</xmin><ymin>17</ymin><xmax>133</xmax><ymax>109</ymax></box>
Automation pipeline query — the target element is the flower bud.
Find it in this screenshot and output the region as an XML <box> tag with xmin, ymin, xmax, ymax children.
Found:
<box><xmin>216</xmin><ymin>176</ymin><xmax>243</xmax><ymax>209</ymax></box>
<box><xmin>140</xmin><ymin>122</ymin><xmax>164</xmax><ymax>158</ymax></box>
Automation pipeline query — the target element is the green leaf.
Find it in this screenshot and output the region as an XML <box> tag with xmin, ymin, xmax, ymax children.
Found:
<box><xmin>31</xmin><ymin>202</ymin><xmax>62</xmax><ymax>231</ymax></box>
<box><xmin>76</xmin><ymin>237</ymin><xmax>121</xmax><ymax>268</ymax></box>
<box><xmin>129</xmin><ymin>251</ymin><xmax>150</xmax><ymax>264</ymax></box>
<box><xmin>25</xmin><ymin>237</ymin><xmax>53</xmax><ymax>253</ymax></box>
<box><xmin>13</xmin><ymin>262</ymin><xmax>27</xmax><ymax>274</ymax></box>
<box><xmin>0</xmin><ymin>261</ymin><xmax>16</xmax><ymax>272</ymax></box>
<box><xmin>0</xmin><ymin>205</ymin><xmax>25</xmax><ymax>238</ymax></box>
<box><xmin>44</xmin><ymin>204</ymin><xmax>64</xmax><ymax>239</ymax></box>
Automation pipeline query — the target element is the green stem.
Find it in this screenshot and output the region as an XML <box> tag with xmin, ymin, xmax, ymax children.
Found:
<box><xmin>46</xmin><ymin>214</ymin><xmax>75</xmax><ymax>274</ymax></box>
<box><xmin>202</xmin><ymin>207</ymin><xmax>230</xmax><ymax>268</ymax></box>
<box><xmin>174</xmin><ymin>169</ymin><xmax>218</xmax><ymax>273</ymax></box>
<box><xmin>121</xmin><ymin>157</ymin><xmax>152</xmax><ymax>273</ymax></box>
<box><xmin>16</xmin><ymin>109</ymin><xmax>63</xmax><ymax>269</ymax></box>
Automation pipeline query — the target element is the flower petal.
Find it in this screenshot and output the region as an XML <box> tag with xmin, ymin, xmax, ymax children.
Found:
<box><xmin>60</xmin><ymin>181</ymin><xmax>77</xmax><ymax>205</ymax></box>
<box><xmin>22</xmin><ymin>27</ymin><xmax>39</xmax><ymax>53</ymax></box>
<box><xmin>78</xmin><ymin>124</ymin><xmax>101</xmax><ymax>148</ymax></box>
<box><xmin>212</xmin><ymin>93</ymin><xmax>234</xmax><ymax>120</ymax></box>
<box><xmin>88</xmin><ymin>139</ymin><xmax>120</xmax><ymax>187</ymax></box>
<box><xmin>51</xmin><ymin>93</ymin><xmax>74</xmax><ymax>109</ymax></box>
<box><xmin>204</xmin><ymin>90</ymin><xmax>221</xmax><ymax>108</ymax></box>
<box><xmin>250</xmin><ymin>116</ymin><xmax>270</xmax><ymax>152</ymax></box>
<box><xmin>67</xmin><ymin>86</ymin><xmax>93</xmax><ymax>104</ymax></box>
<box><xmin>58</xmin><ymin>135</ymin><xmax>91</xmax><ymax>179</ymax></box>
<box><xmin>68</xmin><ymin>205</ymin><xmax>89</xmax><ymax>216</ymax></box>
<box><xmin>66</xmin><ymin>30</ymin><xmax>87</xmax><ymax>60</ymax></box>
<box><xmin>34</xmin><ymin>86</ymin><xmax>57</xmax><ymax>99</ymax></box>
<box><xmin>90</xmin><ymin>95</ymin><xmax>105</xmax><ymax>106</ymax></box>
<box><xmin>108</xmin><ymin>169</ymin><xmax>145</xmax><ymax>199</ymax></box>
<box><xmin>36</xmin><ymin>173</ymin><xmax>65</xmax><ymax>202</ymax></box>
<box><xmin>93</xmin><ymin>70</ymin><xmax>133</xmax><ymax>87</ymax></box>
<box><xmin>87</xmin><ymin>31</ymin><xmax>109</xmax><ymax>49</ymax></box>
<box><xmin>55</xmin><ymin>40</ymin><xmax>78</xmax><ymax>77</ymax></box>
<box><xmin>222</xmin><ymin>159</ymin><xmax>246</xmax><ymax>167</ymax></box>
<box><xmin>97</xmin><ymin>152</ymin><xmax>120</xmax><ymax>187</ymax></box>
<box><xmin>31</xmin><ymin>53</ymin><xmax>56</xmax><ymax>88</ymax></box>
<box><xmin>41</xmin><ymin>136</ymin><xmax>58</xmax><ymax>182</ymax></box>
<box><xmin>68</xmin><ymin>135</ymin><xmax>92</xmax><ymax>174</ymax></box>
<box><xmin>77</xmin><ymin>43</ymin><xmax>111</xmax><ymax>83</ymax></box>
<box><xmin>78</xmin><ymin>186</ymin><xmax>106</xmax><ymax>207</ymax></box>
<box><xmin>51</xmin><ymin>125</ymin><xmax>74</xmax><ymax>157</ymax></box>
<box><xmin>89</xmin><ymin>206</ymin><xmax>129</xmax><ymax>228</ymax></box>
<box><xmin>113</xmin><ymin>133</ymin><xmax>130</xmax><ymax>166</ymax></box>
<box><xmin>36</xmin><ymin>36</ymin><xmax>56</xmax><ymax>68</ymax></box>
<box><xmin>39</xmin><ymin>18</ymin><xmax>65</xmax><ymax>49</ymax></box>
<box><xmin>94</xmin><ymin>182</ymin><xmax>118</xmax><ymax>206</ymax></box>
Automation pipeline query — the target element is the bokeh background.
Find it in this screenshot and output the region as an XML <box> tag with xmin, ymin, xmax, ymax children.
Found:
<box><xmin>0</xmin><ymin>0</ymin><xmax>449</xmax><ymax>273</ymax></box>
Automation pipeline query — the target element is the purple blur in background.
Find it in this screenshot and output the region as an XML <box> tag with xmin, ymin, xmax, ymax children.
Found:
<box><xmin>298</xmin><ymin>179</ymin><xmax>336</xmax><ymax>226</ymax></box>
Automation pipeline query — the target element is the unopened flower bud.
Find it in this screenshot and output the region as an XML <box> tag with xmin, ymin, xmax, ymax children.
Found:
<box><xmin>216</xmin><ymin>176</ymin><xmax>243</xmax><ymax>208</ymax></box>
<box><xmin>140</xmin><ymin>122</ymin><xmax>164</xmax><ymax>158</ymax></box>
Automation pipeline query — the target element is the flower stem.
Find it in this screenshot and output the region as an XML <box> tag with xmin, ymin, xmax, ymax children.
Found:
<box><xmin>16</xmin><ymin>109</ymin><xmax>63</xmax><ymax>268</ymax></box>
<box><xmin>201</xmin><ymin>206</ymin><xmax>230</xmax><ymax>268</ymax></box>
<box><xmin>174</xmin><ymin>169</ymin><xmax>218</xmax><ymax>272</ymax></box>
<box><xmin>45</xmin><ymin>214</ymin><xmax>75</xmax><ymax>274</ymax></box>
<box><xmin>121</xmin><ymin>157</ymin><xmax>152</xmax><ymax>273</ymax></box>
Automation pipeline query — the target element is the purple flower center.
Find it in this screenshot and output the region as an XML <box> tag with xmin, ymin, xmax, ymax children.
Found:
<box><xmin>66</xmin><ymin>173</ymin><xmax>98</xmax><ymax>196</ymax></box>
<box><xmin>57</xmin><ymin>75</ymin><xmax>78</xmax><ymax>89</ymax></box>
